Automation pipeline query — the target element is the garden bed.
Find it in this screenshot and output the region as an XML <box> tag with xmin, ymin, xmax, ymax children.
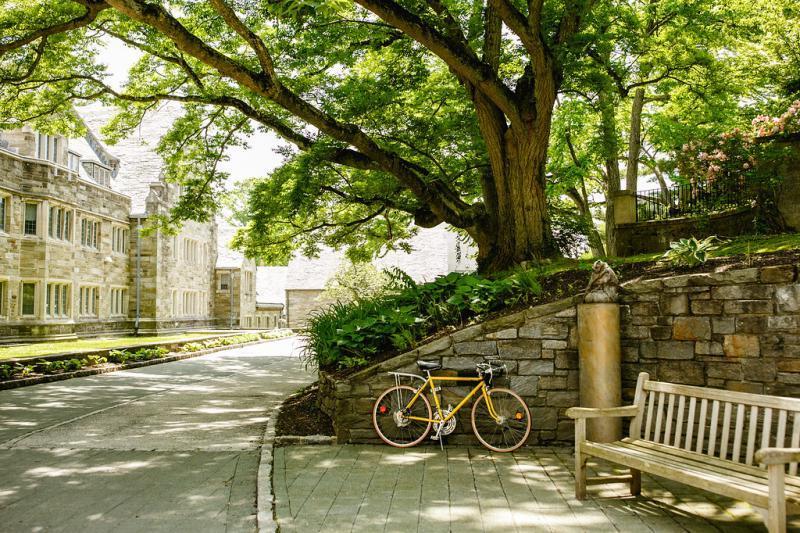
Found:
<box><xmin>275</xmin><ymin>384</ymin><xmax>335</xmax><ymax>438</ymax></box>
<box><xmin>0</xmin><ymin>330</ymin><xmax>294</xmax><ymax>388</ymax></box>
<box><xmin>321</xmin><ymin>245</ymin><xmax>800</xmax><ymax>379</ymax></box>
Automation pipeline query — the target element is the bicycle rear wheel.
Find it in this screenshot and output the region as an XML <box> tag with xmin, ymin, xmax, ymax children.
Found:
<box><xmin>373</xmin><ymin>385</ymin><xmax>432</xmax><ymax>447</ymax></box>
<box><xmin>471</xmin><ymin>387</ymin><xmax>531</xmax><ymax>452</ymax></box>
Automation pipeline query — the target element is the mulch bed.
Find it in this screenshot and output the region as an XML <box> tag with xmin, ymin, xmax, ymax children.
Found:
<box><xmin>324</xmin><ymin>248</ymin><xmax>800</xmax><ymax>379</ymax></box>
<box><xmin>275</xmin><ymin>384</ymin><xmax>335</xmax><ymax>437</ymax></box>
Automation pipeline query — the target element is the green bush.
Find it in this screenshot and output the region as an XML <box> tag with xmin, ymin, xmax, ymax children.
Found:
<box><xmin>181</xmin><ymin>342</ymin><xmax>204</xmax><ymax>352</ymax></box>
<box><xmin>0</xmin><ymin>364</ymin><xmax>13</xmax><ymax>380</ymax></box>
<box><xmin>304</xmin><ymin>269</ymin><xmax>542</xmax><ymax>370</ymax></box>
<box><xmin>662</xmin><ymin>236</ymin><xmax>725</xmax><ymax>267</ymax></box>
<box><xmin>107</xmin><ymin>350</ymin><xmax>130</xmax><ymax>363</ymax></box>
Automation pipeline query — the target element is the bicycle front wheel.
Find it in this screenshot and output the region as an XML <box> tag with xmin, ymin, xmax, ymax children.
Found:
<box><xmin>471</xmin><ymin>387</ymin><xmax>531</xmax><ymax>452</ymax></box>
<box><xmin>372</xmin><ymin>385</ymin><xmax>432</xmax><ymax>447</ymax></box>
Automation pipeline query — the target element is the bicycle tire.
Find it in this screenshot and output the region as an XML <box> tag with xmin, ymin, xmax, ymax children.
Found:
<box><xmin>372</xmin><ymin>385</ymin><xmax>432</xmax><ymax>448</ymax></box>
<box><xmin>471</xmin><ymin>387</ymin><xmax>531</xmax><ymax>452</ymax></box>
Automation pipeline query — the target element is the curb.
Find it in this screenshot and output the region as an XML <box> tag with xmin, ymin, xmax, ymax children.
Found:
<box><xmin>274</xmin><ymin>435</ymin><xmax>337</xmax><ymax>447</ymax></box>
<box><xmin>0</xmin><ymin>336</ymin><xmax>295</xmax><ymax>391</ymax></box>
<box><xmin>257</xmin><ymin>401</ymin><xmax>282</xmax><ymax>533</ymax></box>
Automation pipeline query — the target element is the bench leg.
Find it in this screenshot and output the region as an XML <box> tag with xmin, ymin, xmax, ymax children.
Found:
<box><xmin>575</xmin><ymin>418</ymin><xmax>587</xmax><ymax>500</ymax></box>
<box><xmin>630</xmin><ymin>468</ymin><xmax>641</xmax><ymax>496</ymax></box>
<box><xmin>767</xmin><ymin>464</ymin><xmax>786</xmax><ymax>533</ymax></box>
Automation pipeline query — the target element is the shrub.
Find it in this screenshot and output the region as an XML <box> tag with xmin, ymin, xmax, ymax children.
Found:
<box><xmin>662</xmin><ymin>236</ymin><xmax>724</xmax><ymax>267</ymax></box>
<box><xmin>107</xmin><ymin>350</ymin><xmax>131</xmax><ymax>363</ymax></box>
<box><xmin>181</xmin><ymin>342</ymin><xmax>204</xmax><ymax>352</ymax></box>
<box><xmin>0</xmin><ymin>364</ymin><xmax>13</xmax><ymax>380</ymax></box>
<box><xmin>304</xmin><ymin>269</ymin><xmax>542</xmax><ymax>370</ymax></box>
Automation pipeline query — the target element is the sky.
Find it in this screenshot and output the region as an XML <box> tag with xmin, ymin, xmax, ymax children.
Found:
<box><xmin>97</xmin><ymin>39</ymin><xmax>285</xmax><ymax>184</ymax></box>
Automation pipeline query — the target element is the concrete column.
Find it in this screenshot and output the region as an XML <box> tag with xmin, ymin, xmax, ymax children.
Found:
<box><xmin>578</xmin><ymin>303</ymin><xmax>622</xmax><ymax>442</ymax></box>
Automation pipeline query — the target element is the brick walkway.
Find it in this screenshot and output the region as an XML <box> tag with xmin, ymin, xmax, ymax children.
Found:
<box><xmin>274</xmin><ymin>445</ymin><xmax>799</xmax><ymax>532</ymax></box>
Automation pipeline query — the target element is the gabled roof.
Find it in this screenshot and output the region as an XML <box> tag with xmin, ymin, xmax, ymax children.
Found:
<box><xmin>78</xmin><ymin>102</ymin><xmax>183</xmax><ymax>214</ymax></box>
<box><xmin>256</xmin><ymin>266</ymin><xmax>288</xmax><ymax>305</ymax></box>
<box><xmin>216</xmin><ymin>221</ymin><xmax>247</xmax><ymax>268</ymax></box>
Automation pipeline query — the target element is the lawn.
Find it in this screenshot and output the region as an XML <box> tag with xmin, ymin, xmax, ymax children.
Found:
<box><xmin>0</xmin><ymin>332</ymin><xmax>235</xmax><ymax>361</ymax></box>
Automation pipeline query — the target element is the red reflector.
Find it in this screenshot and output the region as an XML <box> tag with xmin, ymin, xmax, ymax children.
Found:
<box><xmin>379</xmin><ymin>405</ymin><xmax>388</xmax><ymax>414</ymax></box>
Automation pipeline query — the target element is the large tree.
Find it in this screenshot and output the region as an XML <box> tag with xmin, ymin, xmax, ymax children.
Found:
<box><xmin>0</xmin><ymin>0</ymin><xmax>605</xmax><ymax>272</ymax></box>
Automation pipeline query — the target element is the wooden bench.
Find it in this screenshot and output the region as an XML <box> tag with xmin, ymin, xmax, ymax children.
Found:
<box><xmin>566</xmin><ymin>372</ymin><xmax>800</xmax><ymax>533</ymax></box>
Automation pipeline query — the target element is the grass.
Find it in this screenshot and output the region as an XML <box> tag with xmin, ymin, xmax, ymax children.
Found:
<box><xmin>0</xmin><ymin>332</ymin><xmax>237</xmax><ymax>361</ymax></box>
<box><xmin>550</xmin><ymin>232</ymin><xmax>800</xmax><ymax>274</ymax></box>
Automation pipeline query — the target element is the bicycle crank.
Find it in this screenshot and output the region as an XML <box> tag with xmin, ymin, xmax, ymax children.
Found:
<box><xmin>432</xmin><ymin>407</ymin><xmax>457</xmax><ymax>437</ymax></box>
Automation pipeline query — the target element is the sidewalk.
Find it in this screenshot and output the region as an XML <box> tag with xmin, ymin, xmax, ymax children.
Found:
<box><xmin>274</xmin><ymin>444</ymin><xmax>792</xmax><ymax>532</ymax></box>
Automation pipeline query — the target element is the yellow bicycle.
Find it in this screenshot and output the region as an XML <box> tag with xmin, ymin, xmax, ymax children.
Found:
<box><xmin>372</xmin><ymin>358</ymin><xmax>531</xmax><ymax>452</ymax></box>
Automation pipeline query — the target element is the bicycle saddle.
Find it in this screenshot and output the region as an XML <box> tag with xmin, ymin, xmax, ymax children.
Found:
<box><xmin>417</xmin><ymin>360</ymin><xmax>442</xmax><ymax>371</ymax></box>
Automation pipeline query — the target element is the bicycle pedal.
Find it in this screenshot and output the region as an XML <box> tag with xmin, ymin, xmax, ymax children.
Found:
<box><xmin>430</xmin><ymin>435</ymin><xmax>439</xmax><ymax>441</ymax></box>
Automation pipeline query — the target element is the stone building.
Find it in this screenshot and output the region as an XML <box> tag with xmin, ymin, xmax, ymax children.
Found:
<box><xmin>284</xmin><ymin>226</ymin><xmax>476</xmax><ymax>328</ymax></box>
<box><xmin>0</xmin><ymin>105</ymin><xmax>248</xmax><ymax>341</ymax></box>
<box><xmin>214</xmin><ymin>223</ymin><xmax>257</xmax><ymax>329</ymax></box>
<box><xmin>255</xmin><ymin>266</ymin><xmax>287</xmax><ymax>329</ymax></box>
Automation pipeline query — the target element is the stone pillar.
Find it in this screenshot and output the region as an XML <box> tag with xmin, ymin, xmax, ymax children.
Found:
<box><xmin>613</xmin><ymin>191</ymin><xmax>637</xmax><ymax>225</ymax></box>
<box><xmin>578</xmin><ymin>303</ymin><xmax>622</xmax><ymax>442</ymax></box>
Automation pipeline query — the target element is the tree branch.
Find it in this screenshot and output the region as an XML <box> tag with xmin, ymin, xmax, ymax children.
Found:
<box><xmin>0</xmin><ymin>1</ymin><xmax>109</xmax><ymax>55</ymax></box>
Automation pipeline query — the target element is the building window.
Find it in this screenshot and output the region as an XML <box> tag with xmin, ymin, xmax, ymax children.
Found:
<box><xmin>110</xmin><ymin>288</ymin><xmax>127</xmax><ymax>316</ymax></box>
<box><xmin>0</xmin><ymin>195</ymin><xmax>7</xmax><ymax>232</ymax></box>
<box><xmin>219</xmin><ymin>273</ymin><xmax>230</xmax><ymax>291</ymax></box>
<box><xmin>21</xmin><ymin>282</ymin><xmax>36</xmax><ymax>316</ymax></box>
<box><xmin>36</xmin><ymin>134</ymin><xmax>58</xmax><ymax>163</ymax></box>
<box><xmin>181</xmin><ymin>238</ymin><xmax>199</xmax><ymax>264</ymax></box>
<box><xmin>24</xmin><ymin>203</ymin><xmax>38</xmax><ymax>235</ymax></box>
<box><xmin>79</xmin><ymin>286</ymin><xmax>98</xmax><ymax>317</ymax></box>
<box><xmin>82</xmin><ymin>162</ymin><xmax>111</xmax><ymax>186</ymax></box>
<box><xmin>172</xmin><ymin>290</ymin><xmax>179</xmax><ymax>317</ymax></box>
<box><xmin>48</xmin><ymin>206</ymin><xmax>72</xmax><ymax>241</ymax></box>
<box><xmin>67</xmin><ymin>151</ymin><xmax>80</xmax><ymax>172</ymax></box>
<box><xmin>46</xmin><ymin>283</ymin><xmax>70</xmax><ymax>318</ymax></box>
<box><xmin>80</xmin><ymin>217</ymin><xmax>100</xmax><ymax>249</ymax></box>
<box><xmin>112</xmin><ymin>226</ymin><xmax>129</xmax><ymax>254</ymax></box>
<box><xmin>0</xmin><ymin>281</ymin><xmax>6</xmax><ymax>317</ymax></box>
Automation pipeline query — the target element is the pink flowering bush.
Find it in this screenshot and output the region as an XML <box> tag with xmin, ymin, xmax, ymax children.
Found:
<box><xmin>677</xmin><ymin>128</ymin><xmax>756</xmax><ymax>186</ymax></box>
<box><xmin>752</xmin><ymin>100</ymin><xmax>800</xmax><ymax>138</ymax></box>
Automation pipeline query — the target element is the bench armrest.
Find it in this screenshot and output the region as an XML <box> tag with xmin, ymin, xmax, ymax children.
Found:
<box><xmin>565</xmin><ymin>405</ymin><xmax>639</xmax><ymax>419</ymax></box>
<box><xmin>755</xmin><ymin>447</ymin><xmax>800</xmax><ymax>465</ymax></box>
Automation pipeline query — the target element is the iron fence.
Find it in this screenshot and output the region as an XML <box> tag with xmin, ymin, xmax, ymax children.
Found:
<box><xmin>635</xmin><ymin>180</ymin><xmax>752</xmax><ymax>222</ymax></box>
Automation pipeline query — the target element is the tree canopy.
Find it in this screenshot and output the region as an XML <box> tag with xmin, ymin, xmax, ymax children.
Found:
<box><xmin>1</xmin><ymin>0</ymin><xmax>798</xmax><ymax>271</ymax></box>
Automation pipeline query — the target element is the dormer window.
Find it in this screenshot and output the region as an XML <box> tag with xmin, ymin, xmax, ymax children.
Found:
<box><xmin>35</xmin><ymin>134</ymin><xmax>59</xmax><ymax>163</ymax></box>
<box><xmin>67</xmin><ymin>151</ymin><xmax>81</xmax><ymax>173</ymax></box>
<box><xmin>82</xmin><ymin>161</ymin><xmax>111</xmax><ymax>186</ymax></box>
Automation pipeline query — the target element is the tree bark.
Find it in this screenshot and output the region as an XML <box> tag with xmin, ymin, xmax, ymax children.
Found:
<box><xmin>599</xmin><ymin>89</ymin><xmax>621</xmax><ymax>256</ymax></box>
<box><xmin>625</xmin><ymin>88</ymin><xmax>645</xmax><ymax>193</ymax></box>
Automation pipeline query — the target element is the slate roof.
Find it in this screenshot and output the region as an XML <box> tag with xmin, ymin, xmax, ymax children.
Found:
<box><xmin>256</xmin><ymin>266</ymin><xmax>287</xmax><ymax>305</ymax></box>
<box><xmin>78</xmin><ymin>102</ymin><xmax>183</xmax><ymax>215</ymax></box>
<box><xmin>216</xmin><ymin>221</ymin><xmax>247</xmax><ymax>268</ymax></box>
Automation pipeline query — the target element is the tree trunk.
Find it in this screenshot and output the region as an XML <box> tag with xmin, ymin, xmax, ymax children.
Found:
<box><xmin>472</xmin><ymin>123</ymin><xmax>559</xmax><ymax>273</ymax></box>
<box><xmin>599</xmin><ymin>89</ymin><xmax>622</xmax><ymax>256</ymax></box>
<box><xmin>626</xmin><ymin>88</ymin><xmax>645</xmax><ymax>193</ymax></box>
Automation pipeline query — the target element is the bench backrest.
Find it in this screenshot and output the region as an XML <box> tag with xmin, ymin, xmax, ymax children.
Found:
<box><xmin>630</xmin><ymin>372</ymin><xmax>800</xmax><ymax>474</ymax></box>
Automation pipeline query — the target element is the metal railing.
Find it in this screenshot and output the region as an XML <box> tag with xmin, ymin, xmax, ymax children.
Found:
<box><xmin>635</xmin><ymin>180</ymin><xmax>753</xmax><ymax>222</ymax></box>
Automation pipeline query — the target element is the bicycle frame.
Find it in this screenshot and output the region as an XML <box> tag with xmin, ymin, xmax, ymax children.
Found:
<box><xmin>402</xmin><ymin>374</ymin><xmax>501</xmax><ymax>424</ymax></box>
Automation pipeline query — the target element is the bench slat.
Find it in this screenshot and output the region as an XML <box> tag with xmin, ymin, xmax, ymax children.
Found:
<box><xmin>654</xmin><ymin>391</ymin><xmax>666</xmax><ymax>444</ymax></box>
<box><xmin>645</xmin><ymin>390</ymin><xmax>655</xmax><ymax>441</ymax></box>
<box><xmin>673</xmin><ymin>395</ymin><xmax>686</xmax><ymax>449</ymax></box>
<box><xmin>792</xmin><ymin>413</ymin><xmax>800</xmax><ymax>476</ymax></box>
<box><xmin>778</xmin><ymin>410</ymin><xmax>788</xmax><ymax>449</ymax></box>
<box><xmin>763</xmin><ymin>408</ymin><xmax>774</xmax><ymax>450</ymax></box>
<box><xmin>732</xmin><ymin>403</ymin><xmax>745</xmax><ymax>463</ymax></box>
<box><xmin>696</xmin><ymin>398</ymin><xmax>708</xmax><ymax>454</ymax></box>
<box><xmin>645</xmin><ymin>380</ymin><xmax>800</xmax><ymax>411</ymax></box>
<box><xmin>685</xmin><ymin>396</ymin><xmax>697</xmax><ymax>452</ymax></box>
<box><xmin>664</xmin><ymin>393</ymin><xmax>676</xmax><ymax>445</ymax></box>
<box><xmin>582</xmin><ymin>441</ymin><xmax>800</xmax><ymax>510</ymax></box>
<box><xmin>747</xmin><ymin>405</ymin><xmax>759</xmax><ymax>466</ymax></box>
<box><xmin>720</xmin><ymin>402</ymin><xmax>732</xmax><ymax>460</ymax></box>
<box><xmin>708</xmin><ymin>400</ymin><xmax>720</xmax><ymax>457</ymax></box>
<box><xmin>624</xmin><ymin>439</ymin><xmax>800</xmax><ymax>492</ymax></box>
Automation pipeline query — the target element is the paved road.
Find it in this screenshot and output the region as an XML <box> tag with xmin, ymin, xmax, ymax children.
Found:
<box><xmin>0</xmin><ymin>337</ymin><xmax>314</xmax><ymax>533</ymax></box>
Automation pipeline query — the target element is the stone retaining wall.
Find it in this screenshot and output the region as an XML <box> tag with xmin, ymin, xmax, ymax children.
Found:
<box><xmin>319</xmin><ymin>263</ymin><xmax>800</xmax><ymax>446</ymax></box>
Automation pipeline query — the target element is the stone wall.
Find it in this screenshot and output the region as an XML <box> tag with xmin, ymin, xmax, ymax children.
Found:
<box><xmin>615</xmin><ymin>207</ymin><xmax>756</xmax><ymax>256</ymax></box>
<box><xmin>319</xmin><ymin>263</ymin><xmax>800</xmax><ymax>446</ymax></box>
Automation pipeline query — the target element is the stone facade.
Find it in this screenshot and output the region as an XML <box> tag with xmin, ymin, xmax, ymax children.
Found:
<box><xmin>214</xmin><ymin>261</ymin><xmax>257</xmax><ymax>329</ymax></box>
<box><xmin>0</xmin><ymin>130</ymin><xmax>133</xmax><ymax>340</ymax></box>
<box><xmin>320</xmin><ymin>263</ymin><xmax>800</xmax><ymax>447</ymax></box>
<box><xmin>0</xmin><ymin>109</ymin><xmax>254</xmax><ymax>341</ymax></box>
